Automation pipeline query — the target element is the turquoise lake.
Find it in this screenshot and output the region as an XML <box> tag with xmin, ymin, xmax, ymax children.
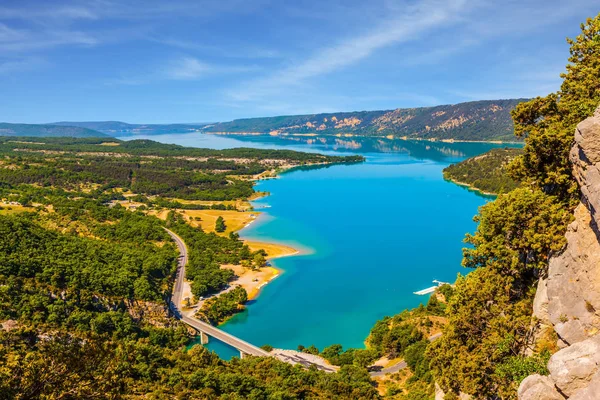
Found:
<box><xmin>120</xmin><ymin>133</ymin><xmax>520</xmax><ymax>359</ymax></box>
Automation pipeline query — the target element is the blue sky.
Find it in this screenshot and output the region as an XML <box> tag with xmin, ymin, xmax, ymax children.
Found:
<box><xmin>1</xmin><ymin>0</ymin><xmax>598</xmax><ymax>124</ymax></box>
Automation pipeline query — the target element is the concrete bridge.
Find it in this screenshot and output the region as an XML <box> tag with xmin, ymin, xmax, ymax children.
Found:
<box><xmin>165</xmin><ymin>228</ymin><xmax>270</xmax><ymax>359</ymax></box>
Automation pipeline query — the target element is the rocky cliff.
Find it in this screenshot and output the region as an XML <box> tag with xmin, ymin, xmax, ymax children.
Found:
<box><xmin>519</xmin><ymin>107</ymin><xmax>600</xmax><ymax>399</ymax></box>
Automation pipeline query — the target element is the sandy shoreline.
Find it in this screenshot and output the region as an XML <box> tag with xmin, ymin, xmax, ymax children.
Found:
<box><xmin>238</xmin><ymin>239</ymin><xmax>300</xmax><ymax>300</ymax></box>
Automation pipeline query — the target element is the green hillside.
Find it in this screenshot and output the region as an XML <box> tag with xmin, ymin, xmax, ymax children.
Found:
<box><xmin>51</xmin><ymin>121</ymin><xmax>207</xmax><ymax>135</ymax></box>
<box><xmin>0</xmin><ymin>123</ymin><xmax>108</xmax><ymax>138</ymax></box>
<box><xmin>443</xmin><ymin>147</ymin><xmax>524</xmax><ymax>194</ymax></box>
<box><xmin>204</xmin><ymin>99</ymin><xmax>527</xmax><ymax>141</ymax></box>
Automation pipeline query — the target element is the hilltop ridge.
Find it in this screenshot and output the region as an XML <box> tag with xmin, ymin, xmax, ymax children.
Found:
<box><xmin>0</xmin><ymin>122</ymin><xmax>108</xmax><ymax>138</ymax></box>
<box><xmin>204</xmin><ymin>99</ymin><xmax>526</xmax><ymax>142</ymax></box>
<box><xmin>47</xmin><ymin>99</ymin><xmax>526</xmax><ymax>142</ymax></box>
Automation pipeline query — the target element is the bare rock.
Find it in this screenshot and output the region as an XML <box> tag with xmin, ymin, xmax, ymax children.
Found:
<box><xmin>546</xmin><ymin>204</ymin><xmax>600</xmax><ymax>345</ymax></box>
<box><xmin>569</xmin><ymin>371</ymin><xmax>600</xmax><ymax>400</ymax></box>
<box><xmin>548</xmin><ymin>335</ymin><xmax>600</xmax><ymax>397</ymax></box>
<box><xmin>517</xmin><ymin>374</ymin><xmax>563</xmax><ymax>400</ymax></box>
<box><xmin>533</xmin><ymin>277</ymin><xmax>550</xmax><ymax>324</ymax></box>
<box><xmin>0</xmin><ymin>319</ymin><xmax>18</xmax><ymax>331</ymax></box>
<box><xmin>570</xmin><ymin>105</ymin><xmax>600</xmax><ymax>230</ymax></box>
<box><xmin>433</xmin><ymin>383</ymin><xmax>472</xmax><ymax>400</ymax></box>
<box><xmin>435</xmin><ymin>382</ymin><xmax>445</xmax><ymax>400</ymax></box>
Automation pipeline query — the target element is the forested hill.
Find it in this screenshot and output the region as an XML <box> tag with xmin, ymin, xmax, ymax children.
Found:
<box><xmin>443</xmin><ymin>147</ymin><xmax>523</xmax><ymax>195</ymax></box>
<box><xmin>50</xmin><ymin>121</ymin><xmax>207</xmax><ymax>135</ymax></box>
<box><xmin>0</xmin><ymin>122</ymin><xmax>108</xmax><ymax>138</ymax></box>
<box><xmin>49</xmin><ymin>99</ymin><xmax>526</xmax><ymax>141</ymax></box>
<box><xmin>203</xmin><ymin>99</ymin><xmax>527</xmax><ymax>141</ymax></box>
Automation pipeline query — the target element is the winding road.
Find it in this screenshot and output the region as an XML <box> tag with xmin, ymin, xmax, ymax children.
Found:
<box><xmin>165</xmin><ymin>228</ymin><xmax>270</xmax><ymax>358</ymax></box>
<box><xmin>369</xmin><ymin>332</ymin><xmax>442</xmax><ymax>377</ymax></box>
<box><xmin>165</xmin><ymin>226</ymin><xmax>433</xmax><ymax>374</ymax></box>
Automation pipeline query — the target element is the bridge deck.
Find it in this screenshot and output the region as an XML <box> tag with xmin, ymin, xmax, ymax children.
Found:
<box><xmin>165</xmin><ymin>228</ymin><xmax>269</xmax><ymax>358</ymax></box>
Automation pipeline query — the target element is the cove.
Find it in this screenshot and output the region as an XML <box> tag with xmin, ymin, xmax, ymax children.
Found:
<box><xmin>120</xmin><ymin>133</ymin><xmax>520</xmax><ymax>359</ymax></box>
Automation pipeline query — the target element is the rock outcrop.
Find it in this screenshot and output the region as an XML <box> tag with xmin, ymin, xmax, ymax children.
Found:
<box><xmin>571</xmin><ymin>106</ymin><xmax>600</xmax><ymax>229</ymax></box>
<box><xmin>518</xmin><ymin>375</ymin><xmax>563</xmax><ymax>400</ymax></box>
<box><xmin>520</xmin><ymin>106</ymin><xmax>600</xmax><ymax>399</ymax></box>
<box><xmin>547</xmin><ymin>335</ymin><xmax>600</xmax><ymax>396</ymax></box>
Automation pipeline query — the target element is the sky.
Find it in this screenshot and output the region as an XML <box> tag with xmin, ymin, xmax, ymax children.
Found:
<box><xmin>0</xmin><ymin>0</ymin><xmax>598</xmax><ymax>124</ymax></box>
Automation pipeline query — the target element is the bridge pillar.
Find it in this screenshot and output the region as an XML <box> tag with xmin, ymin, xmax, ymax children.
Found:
<box><xmin>199</xmin><ymin>331</ymin><xmax>209</xmax><ymax>345</ymax></box>
<box><xmin>240</xmin><ymin>351</ymin><xmax>248</xmax><ymax>359</ymax></box>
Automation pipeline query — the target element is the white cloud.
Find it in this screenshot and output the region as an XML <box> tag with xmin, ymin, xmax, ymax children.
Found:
<box><xmin>227</xmin><ymin>0</ymin><xmax>469</xmax><ymax>102</ymax></box>
<box><xmin>0</xmin><ymin>5</ymin><xmax>98</xmax><ymax>20</ymax></box>
<box><xmin>0</xmin><ymin>27</ymin><xmax>98</xmax><ymax>52</ymax></box>
<box><xmin>164</xmin><ymin>56</ymin><xmax>259</xmax><ymax>80</ymax></box>
<box><xmin>149</xmin><ymin>36</ymin><xmax>282</xmax><ymax>59</ymax></box>
<box><xmin>166</xmin><ymin>57</ymin><xmax>213</xmax><ymax>80</ymax></box>
<box><xmin>106</xmin><ymin>56</ymin><xmax>258</xmax><ymax>85</ymax></box>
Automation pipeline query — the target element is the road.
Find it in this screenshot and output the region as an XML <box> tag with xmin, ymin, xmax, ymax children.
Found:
<box><xmin>369</xmin><ymin>332</ymin><xmax>442</xmax><ymax>377</ymax></box>
<box><xmin>165</xmin><ymin>227</ymin><xmax>379</xmax><ymax>371</ymax></box>
<box><xmin>164</xmin><ymin>228</ymin><xmax>270</xmax><ymax>358</ymax></box>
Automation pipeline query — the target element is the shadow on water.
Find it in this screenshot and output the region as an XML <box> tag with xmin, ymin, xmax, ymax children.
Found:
<box><xmin>442</xmin><ymin>178</ymin><xmax>499</xmax><ymax>200</ymax></box>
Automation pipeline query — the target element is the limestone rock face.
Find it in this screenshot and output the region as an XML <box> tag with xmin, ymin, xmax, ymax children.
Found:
<box><xmin>532</xmin><ymin>277</ymin><xmax>550</xmax><ymax>324</ymax></box>
<box><xmin>569</xmin><ymin>371</ymin><xmax>600</xmax><ymax>400</ymax></box>
<box><xmin>520</xmin><ymin>107</ymin><xmax>600</xmax><ymax>400</ymax></box>
<box><xmin>545</xmin><ymin>204</ymin><xmax>600</xmax><ymax>345</ymax></box>
<box><xmin>517</xmin><ymin>374</ymin><xmax>563</xmax><ymax>400</ymax></box>
<box><xmin>570</xmin><ymin>105</ymin><xmax>600</xmax><ymax>229</ymax></box>
<box><xmin>548</xmin><ymin>335</ymin><xmax>600</xmax><ymax>396</ymax></box>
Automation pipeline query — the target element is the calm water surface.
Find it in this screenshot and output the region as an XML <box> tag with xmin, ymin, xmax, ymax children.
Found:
<box><xmin>120</xmin><ymin>133</ymin><xmax>519</xmax><ymax>358</ymax></box>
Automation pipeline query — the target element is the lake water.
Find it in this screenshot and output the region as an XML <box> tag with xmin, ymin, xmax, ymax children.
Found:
<box><xmin>119</xmin><ymin>132</ymin><xmax>519</xmax><ymax>358</ymax></box>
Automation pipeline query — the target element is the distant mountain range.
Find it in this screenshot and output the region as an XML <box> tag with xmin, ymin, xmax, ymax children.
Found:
<box><xmin>0</xmin><ymin>123</ymin><xmax>109</xmax><ymax>138</ymax></box>
<box><xmin>50</xmin><ymin>121</ymin><xmax>209</xmax><ymax>135</ymax></box>
<box><xmin>203</xmin><ymin>99</ymin><xmax>527</xmax><ymax>142</ymax></box>
<box><xmin>1</xmin><ymin>99</ymin><xmax>527</xmax><ymax>141</ymax></box>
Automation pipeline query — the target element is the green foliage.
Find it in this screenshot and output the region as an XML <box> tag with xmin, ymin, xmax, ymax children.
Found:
<box><xmin>0</xmin><ymin>328</ymin><xmax>380</xmax><ymax>399</ymax></box>
<box><xmin>0</xmin><ymin>131</ymin><xmax>378</xmax><ymax>398</ymax></box>
<box><xmin>463</xmin><ymin>188</ymin><xmax>571</xmax><ymax>276</ymax></box>
<box><xmin>368</xmin><ymin>317</ymin><xmax>424</xmax><ymax>359</ymax></box>
<box><xmin>318</xmin><ymin>344</ymin><xmax>379</xmax><ymax>368</ymax></box>
<box><xmin>261</xmin><ymin>344</ymin><xmax>274</xmax><ymax>352</ymax></box>
<box><xmin>443</xmin><ymin>147</ymin><xmax>523</xmax><ymax>194</ymax></box>
<box><xmin>428</xmin><ymin>267</ymin><xmax>534</xmax><ymax>397</ymax></box>
<box><xmin>0</xmin><ymin>137</ymin><xmax>363</xmax><ymax>201</ymax></box>
<box><xmin>167</xmin><ymin>221</ymin><xmax>256</xmax><ymax>298</ymax></box>
<box><xmin>215</xmin><ymin>215</ymin><xmax>226</xmax><ymax>232</ymax></box>
<box><xmin>425</xmin><ymin>293</ymin><xmax>445</xmax><ymax>315</ymax></box>
<box><xmin>428</xmin><ymin>18</ymin><xmax>600</xmax><ymax>397</ymax></box>
<box><xmin>404</xmin><ymin>341</ymin><xmax>429</xmax><ymax>377</ymax></box>
<box><xmin>493</xmin><ymin>352</ymin><xmax>551</xmax><ymax>398</ymax></box>
<box><xmin>428</xmin><ymin>187</ymin><xmax>570</xmax><ymax>397</ymax></box>
<box><xmin>437</xmin><ymin>284</ymin><xmax>455</xmax><ymax>303</ymax></box>
<box><xmin>0</xmin><ymin>213</ymin><xmax>176</xmax><ymax>301</ymax></box>
<box><xmin>510</xmin><ymin>14</ymin><xmax>600</xmax><ymax>200</ymax></box>
<box><xmin>0</xmin><ymin>122</ymin><xmax>107</xmax><ymax>138</ymax></box>
<box><xmin>196</xmin><ymin>286</ymin><xmax>248</xmax><ymax>325</ymax></box>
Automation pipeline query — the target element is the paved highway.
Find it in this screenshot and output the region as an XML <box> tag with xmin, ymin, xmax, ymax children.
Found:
<box><xmin>369</xmin><ymin>332</ymin><xmax>443</xmax><ymax>377</ymax></box>
<box><xmin>164</xmin><ymin>228</ymin><xmax>270</xmax><ymax>358</ymax></box>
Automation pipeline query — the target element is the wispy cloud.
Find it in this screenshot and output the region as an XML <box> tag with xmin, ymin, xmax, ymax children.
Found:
<box><xmin>0</xmin><ymin>25</ymin><xmax>98</xmax><ymax>52</ymax></box>
<box><xmin>2</xmin><ymin>0</ymin><xmax>270</xmax><ymax>21</ymax></box>
<box><xmin>106</xmin><ymin>56</ymin><xmax>259</xmax><ymax>85</ymax></box>
<box><xmin>0</xmin><ymin>5</ymin><xmax>98</xmax><ymax>21</ymax></box>
<box><xmin>165</xmin><ymin>57</ymin><xmax>213</xmax><ymax>80</ymax></box>
<box><xmin>0</xmin><ymin>56</ymin><xmax>48</xmax><ymax>75</ymax></box>
<box><xmin>149</xmin><ymin>36</ymin><xmax>282</xmax><ymax>59</ymax></box>
<box><xmin>227</xmin><ymin>0</ymin><xmax>469</xmax><ymax>102</ymax></box>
